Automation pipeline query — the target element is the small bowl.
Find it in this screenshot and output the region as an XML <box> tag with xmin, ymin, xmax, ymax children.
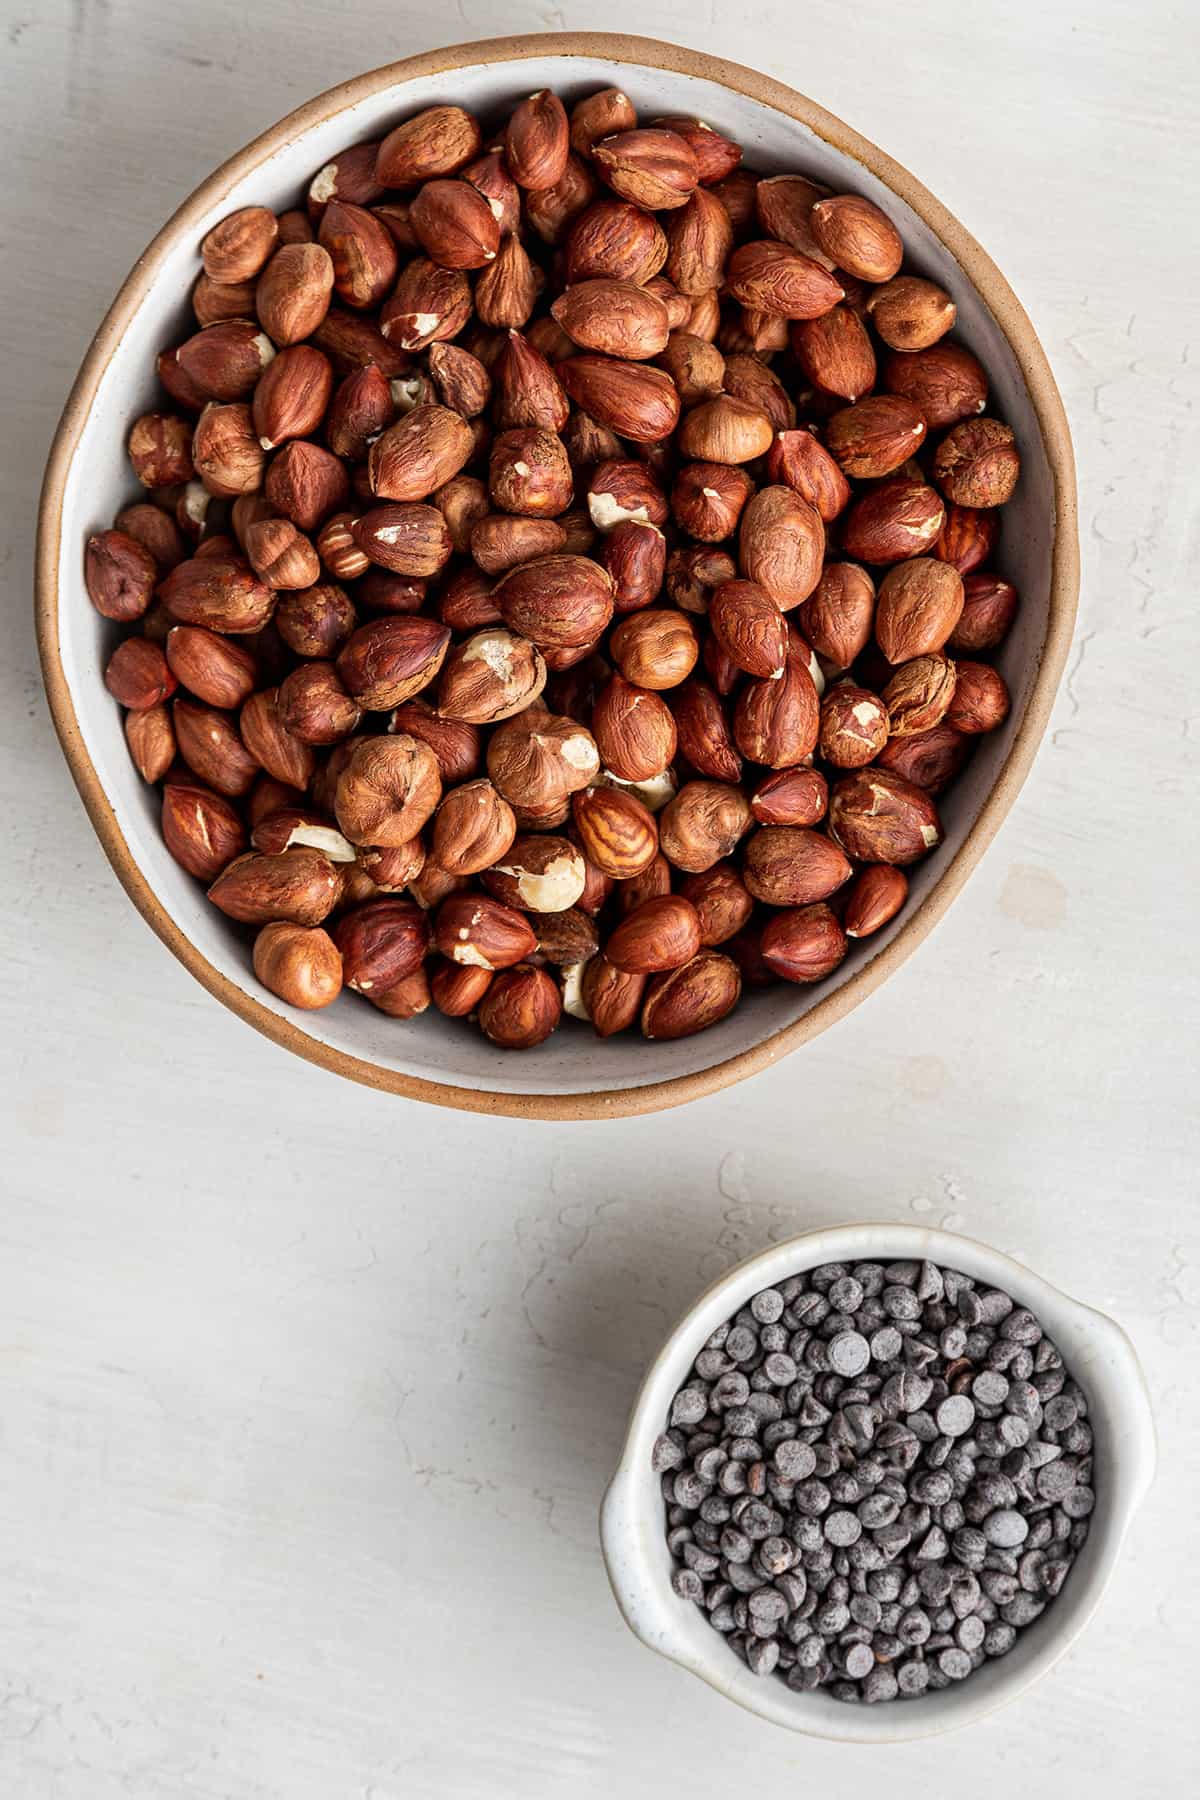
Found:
<box><xmin>36</xmin><ymin>33</ymin><xmax>1078</xmax><ymax>1120</ymax></box>
<box><xmin>600</xmin><ymin>1223</ymin><xmax>1154</xmax><ymax>1741</ymax></box>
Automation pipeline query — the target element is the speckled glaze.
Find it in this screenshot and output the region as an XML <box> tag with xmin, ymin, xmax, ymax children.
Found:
<box><xmin>600</xmin><ymin>1224</ymin><xmax>1153</xmax><ymax>1741</ymax></box>
<box><xmin>36</xmin><ymin>35</ymin><xmax>1079</xmax><ymax>1118</ymax></box>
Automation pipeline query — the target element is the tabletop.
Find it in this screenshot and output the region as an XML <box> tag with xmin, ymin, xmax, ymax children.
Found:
<box><xmin>2</xmin><ymin>1</ymin><xmax>1197</xmax><ymax>1793</ymax></box>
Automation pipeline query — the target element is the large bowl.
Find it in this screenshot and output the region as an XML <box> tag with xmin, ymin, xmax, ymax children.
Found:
<box><xmin>600</xmin><ymin>1223</ymin><xmax>1154</xmax><ymax>1741</ymax></box>
<box><xmin>36</xmin><ymin>34</ymin><xmax>1078</xmax><ymax>1120</ymax></box>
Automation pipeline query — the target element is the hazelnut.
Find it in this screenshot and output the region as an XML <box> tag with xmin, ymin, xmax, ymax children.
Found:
<box><xmin>883</xmin><ymin>654</ymin><xmax>958</xmax><ymax>738</ymax></box>
<box><xmin>368</xmin><ymin>405</ymin><xmax>475</xmax><ymax>503</ymax></box>
<box><xmin>725</xmin><ymin>240</ymin><xmax>844</xmax><ymax>319</ymax></box>
<box><xmin>791</xmin><ymin>305</ymin><xmax>877</xmax><ymax>403</ymax></box>
<box><xmin>125</xmin><ymin>704</ymin><xmax>176</xmax><ymax>783</ymax></box>
<box><xmin>244</xmin><ymin>517</ymin><xmax>320</xmax><ymax>590</ymax></box>
<box><xmin>478</xmin><ymin>965</ymin><xmax>562</xmax><ymax>1048</ymax></box>
<box><xmin>581</xmin><ymin>954</ymin><xmax>646</xmax><ymax>1036</ymax></box>
<box><xmin>933</xmin><ymin>418</ymin><xmax>1021</xmax><ymax>508</ymax></box>
<box><xmin>318</xmin><ymin>200</ymin><xmax>399</xmax><ymax>309</ymax></box>
<box><xmin>376</xmin><ymin>105</ymin><xmax>481</xmax><ymax>187</ymax></box>
<box><xmin>433</xmin><ymin>893</ymin><xmax>538</xmax><ymax>970</ymax></box>
<box><xmin>438</xmin><ymin>628</ymin><xmax>547</xmax><ymax>724</ymax></box>
<box><xmin>671</xmin><ymin>462</ymin><xmax>753</xmax><ymax>542</ymax></box>
<box><xmin>431</xmin><ymin>779</ymin><xmax>518</xmax><ymax>876</ymax></box>
<box><xmin>844</xmin><ymin>865</ymin><xmax>909</xmax><ymax>939</ymax></box>
<box><xmin>487</xmin><ymin>708</ymin><xmax>600</xmax><ymax>811</ymax></box>
<box><xmin>127</xmin><ymin>413</ymin><xmax>194</xmax><ymax>489</ymax></box>
<box><xmin>865</xmin><ymin>276</ymin><xmax>956</xmax><ymax>351</ymax></box>
<box><xmin>876</xmin><ymin>723</ymin><xmax>972</xmax><ymax>795</ymax></box>
<box><xmin>535</xmin><ymin>907</ymin><xmax>600</xmax><ymax>968</ymax></box>
<box><xmin>161</xmin><ymin>781</ymin><xmax>247</xmax><ymax>881</ymax></box>
<box><xmin>489</xmin><ymin>428</ymin><xmax>573</xmax><ymax>517</ymax></box>
<box><xmin>335</xmin><ymin>615</ymin><xmax>451</xmax><ymax>710</ymax></box>
<box><xmin>733</xmin><ymin>649</ymin><xmax>820</xmax><ymax>768</ymax></box>
<box><xmin>607</xmin><ymin>895</ymin><xmax>702</xmax><ymax>974</ymax></box>
<box><xmin>253</xmin><ymin>922</ymin><xmax>343</xmax><ymax>1009</ymax></box>
<box><xmin>875</xmin><ymin>559</ymin><xmax>965</xmax><ymax>664</ymax></box>
<box><xmin>104</xmin><ymin>637</ymin><xmax>177</xmax><ymax>711</ymax></box>
<box><xmin>240</xmin><ymin>687</ymin><xmax>316</xmax><ymax>788</ymax></box>
<box><xmin>678</xmin><ymin>395</ymin><xmax>773</xmax><ymax>465</ymax></box>
<box><xmin>640</xmin><ymin>949</ymin><xmax>741</xmax><ymax>1040</ymax></box>
<box><xmin>819</xmin><ymin>682</ymin><xmax>890</xmax><ymax>767</ymax></box>
<box><xmin>172</xmin><ymin>697</ymin><xmax>259</xmax><ymax>795</ymax></box>
<box><xmin>551</xmin><ymin>278</ymin><xmax>670</xmax><ymax>360</ymax></box>
<box><xmin>389</xmin><ymin>699</ymin><xmax>481</xmax><ymax>784</ymax></box>
<box><xmin>252</xmin><ymin>344</ymin><xmax>333</xmax><ymax>451</ymax></box>
<box><xmin>366</xmin><ymin>966</ymin><xmax>431</xmax><ymax>1018</ymax></box>
<box><xmin>749</xmin><ymin>766</ymin><xmax>829</xmax><ymax>828</ymax></box>
<box><xmin>664</xmin><ymin>187</ymin><xmax>733</xmax><ymax>295</ymax></box>
<box><xmin>208</xmin><ymin>845</ymin><xmax>341</xmax><ymax>924</ymax></box>
<box><xmin>591</xmin><ymin>673</ymin><xmax>677</xmax><ymax>782</ymax></box>
<box><xmin>840</xmin><ymin>478</ymin><xmax>946</xmax><ymax>565</ymax></box>
<box><xmin>266</xmin><ymin>440</ymin><xmax>351</xmax><ymax>532</ymax></box>
<box><xmin>738</xmin><ymin>487</ymin><xmax>824</xmax><ymax>611</ymax></box>
<box><xmin>159</xmin><ymin>557</ymin><xmax>275</xmax><ymax>635</ymax></box>
<box><xmin>825</xmin><ymin>395</ymin><xmax>927</xmax><ymax>480</ymax></box>
<box><xmin>765</xmin><ymin>430</ymin><xmax>851</xmax><ymax>525</ymax></box>
<box><xmin>659</xmin><ymin>779</ymin><xmax>752</xmax><ymax>874</ymax></box>
<box><xmin>506</xmin><ymin>90</ymin><xmax>570</xmax><ymax>192</ymax></box>
<box><xmin>482</xmin><ymin>835</ymin><xmax>587</xmax><ymax>913</ymax></box>
<box><xmin>316</xmin><ymin>513</ymin><xmax>370</xmax><ymax>581</ymax></box>
<box><xmin>944</xmin><ymin>661</ymin><xmax>1011</xmax><ymax>734</ymax></box>
<box><xmin>760</xmin><ymin>903</ymin><xmax>848</xmax><ymax>983</ymax></box>
<box><xmin>256</xmin><ymin>243</ymin><xmax>335</xmax><ymax>345</ymax></box>
<box><xmin>828</xmin><ymin>769</ymin><xmax>943</xmax><ymax>865</ymax></box>
<box><xmin>810</xmin><ymin>195</ymin><xmax>903</xmax><ymax>282</ymax></box>
<box><xmin>709</xmin><ymin>579</ymin><xmax>788</xmax><ymax>680</ymax></box>
<box><xmin>277</xmin><ymin>661</ymin><xmax>362</xmax><ymax>744</ymax></box>
<box><xmin>670</xmin><ymin>679</ymin><xmax>742</xmax><ymax>783</ymax></box>
<box><xmin>430</xmin><ymin>958</ymin><xmax>494</xmax><ymax>1018</ymax></box>
<box><xmin>113</xmin><ymin>504</ymin><xmax>186</xmax><ymax>574</ymax></box>
<box><xmin>948</xmin><ymin>575</ymin><xmax>1019</xmax><ymax>654</ymax></box>
<box><xmin>609</xmin><ymin>609</ymin><xmax>698</xmax><ymax>690</ymax></box>
<box><xmin>558</xmin><ymin>355</ymin><xmax>680</xmax><ymax>443</ymax></box>
<box><xmin>275</xmin><ymin>583</ymin><xmax>357</xmax><ymax>660</ymax></box>
<box><xmin>335</xmin><ymin>735</ymin><xmax>442</xmax><ymax>846</ymax></box>
<box><xmin>883</xmin><ymin>343</ymin><xmax>988</xmax><ymax>430</ymax></box>
<box><xmin>566</xmin><ymin>198</ymin><xmax>668</xmax><ymax>286</ymax></box>
<box><xmin>678</xmin><ymin>863</ymin><xmax>754</xmax><ymax>947</ymax></box>
<box><xmin>571</xmin><ymin>785</ymin><xmax>659</xmax><ymax>879</ymax></box>
<box><xmin>743</xmin><ymin>825</ymin><xmax>852</xmax><ymax>907</ymax></box>
<box><xmin>333</xmin><ymin>898</ymin><xmax>429</xmax><ymax>994</ymax></box>
<box><xmin>494</xmin><ymin>553</ymin><xmax>614</xmax><ymax>650</ymax></box>
<box><xmin>586</xmin><ymin>460</ymin><xmax>669</xmax><ymax>533</ymax></box>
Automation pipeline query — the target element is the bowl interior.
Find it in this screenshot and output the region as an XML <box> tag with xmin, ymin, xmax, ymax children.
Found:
<box><xmin>45</xmin><ymin>46</ymin><xmax>1065</xmax><ymax>1103</ymax></box>
<box><xmin>601</xmin><ymin>1225</ymin><xmax>1154</xmax><ymax>1741</ymax></box>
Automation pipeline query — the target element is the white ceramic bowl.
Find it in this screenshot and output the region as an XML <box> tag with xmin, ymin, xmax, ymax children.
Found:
<box><xmin>37</xmin><ymin>34</ymin><xmax>1078</xmax><ymax>1119</ymax></box>
<box><xmin>600</xmin><ymin>1223</ymin><xmax>1154</xmax><ymax>1741</ymax></box>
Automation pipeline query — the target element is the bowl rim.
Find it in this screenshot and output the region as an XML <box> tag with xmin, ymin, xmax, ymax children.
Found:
<box><xmin>599</xmin><ymin>1222</ymin><xmax>1156</xmax><ymax>1741</ymax></box>
<box><xmin>35</xmin><ymin>32</ymin><xmax>1079</xmax><ymax>1121</ymax></box>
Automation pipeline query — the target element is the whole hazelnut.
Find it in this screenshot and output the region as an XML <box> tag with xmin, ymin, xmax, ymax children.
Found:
<box><xmin>431</xmin><ymin>779</ymin><xmax>518</xmax><ymax>876</ymax></box>
<box><xmin>478</xmin><ymin>964</ymin><xmax>562</xmax><ymax>1048</ymax></box>
<box><xmin>253</xmin><ymin>922</ymin><xmax>343</xmax><ymax>1009</ymax></box>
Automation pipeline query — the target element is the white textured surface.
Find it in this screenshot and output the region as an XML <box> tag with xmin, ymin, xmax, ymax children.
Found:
<box><xmin>1</xmin><ymin>1</ymin><xmax>1197</xmax><ymax>1794</ymax></box>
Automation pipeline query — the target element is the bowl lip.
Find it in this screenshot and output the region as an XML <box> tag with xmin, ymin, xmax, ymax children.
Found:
<box><xmin>35</xmin><ymin>32</ymin><xmax>1080</xmax><ymax>1121</ymax></box>
<box><xmin>599</xmin><ymin>1221</ymin><xmax>1156</xmax><ymax>1742</ymax></box>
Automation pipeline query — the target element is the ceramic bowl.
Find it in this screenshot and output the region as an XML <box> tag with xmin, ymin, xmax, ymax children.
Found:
<box><xmin>36</xmin><ymin>34</ymin><xmax>1078</xmax><ymax>1120</ymax></box>
<box><xmin>600</xmin><ymin>1223</ymin><xmax>1153</xmax><ymax>1740</ymax></box>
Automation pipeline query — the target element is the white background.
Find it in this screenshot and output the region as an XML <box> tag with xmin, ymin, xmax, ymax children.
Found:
<box><xmin>2</xmin><ymin>1</ymin><xmax>1198</xmax><ymax>1793</ymax></box>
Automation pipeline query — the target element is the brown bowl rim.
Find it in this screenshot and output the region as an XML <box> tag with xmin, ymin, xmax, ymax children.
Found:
<box><xmin>35</xmin><ymin>31</ymin><xmax>1079</xmax><ymax>1121</ymax></box>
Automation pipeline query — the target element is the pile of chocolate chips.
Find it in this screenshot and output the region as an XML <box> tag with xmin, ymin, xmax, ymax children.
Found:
<box><xmin>654</xmin><ymin>1257</ymin><xmax>1094</xmax><ymax>1701</ymax></box>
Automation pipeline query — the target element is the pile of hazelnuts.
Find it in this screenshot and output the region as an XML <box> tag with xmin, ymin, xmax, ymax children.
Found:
<box><xmin>85</xmin><ymin>85</ymin><xmax>1021</xmax><ymax>1049</ymax></box>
